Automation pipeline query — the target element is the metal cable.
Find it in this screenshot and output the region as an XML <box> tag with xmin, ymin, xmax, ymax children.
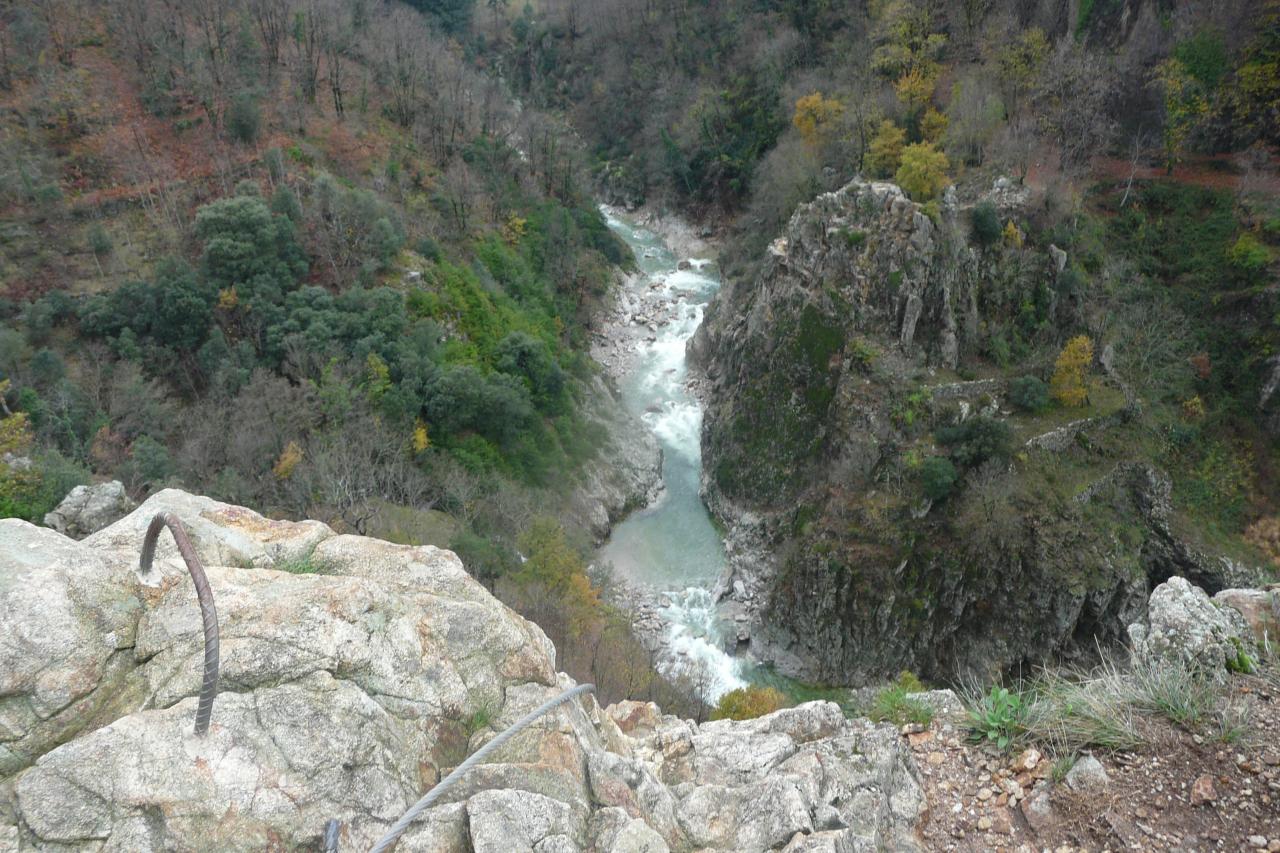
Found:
<box><xmin>139</xmin><ymin>513</ymin><xmax>221</xmax><ymax>736</ymax></box>
<box><xmin>366</xmin><ymin>682</ymin><xmax>596</xmax><ymax>853</ymax></box>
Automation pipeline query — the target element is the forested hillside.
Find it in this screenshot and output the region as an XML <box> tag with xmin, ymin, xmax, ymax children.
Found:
<box><xmin>0</xmin><ymin>0</ymin><xmax>703</xmax><ymax>710</ymax></box>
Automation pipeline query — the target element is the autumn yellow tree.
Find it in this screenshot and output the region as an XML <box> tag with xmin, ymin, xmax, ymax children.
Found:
<box><xmin>920</xmin><ymin>108</ymin><xmax>949</xmax><ymax>143</ymax></box>
<box><xmin>894</xmin><ymin>67</ymin><xmax>936</xmax><ymax>128</ymax></box>
<box><xmin>895</xmin><ymin>142</ymin><xmax>949</xmax><ymax>200</ymax></box>
<box><xmin>1050</xmin><ymin>335</ymin><xmax>1094</xmax><ymax>407</ymax></box>
<box><xmin>867</xmin><ymin>120</ymin><xmax>907</xmax><ymax>177</ymax></box>
<box><xmin>792</xmin><ymin>92</ymin><xmax>845</xmax><ymax>146</ymax></box>
<box><xmin>516</xmin><ymin>518</ymin><xmax>601</xmax><ymax>639</ymax></box>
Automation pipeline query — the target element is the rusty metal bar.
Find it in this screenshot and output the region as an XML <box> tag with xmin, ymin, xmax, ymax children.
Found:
<box><xmin>139</xmin><ymin>513</ymin><xmax>220</xmax><ymax>736</ymax></box>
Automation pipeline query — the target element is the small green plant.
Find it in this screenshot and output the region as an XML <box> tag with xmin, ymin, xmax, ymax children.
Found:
<box><xmin>462</xmin><ymin>702</ymin><xmax>497</xmax><ymax>736</ymax></box>
<box><xmin>1050</xmin><ymin>754</ymin><xmax>1076</xmax><ymax>783</ymax></box>
<box><xmin>274</xmin><ymin>549</ymin><xmax>328</xmax><ymax>575</ymax></box>
<box><xmin>867</xmin><ymin>671</ymin><xmax>934</xmax><ymax>727</ymax></box>
<box><xmin>967</xmin><ymin>685</ymin><xmax>1026</xmax><ymax>749</ymax></box>
<box><xmin>841</xmin><ymin>227</ymin><xmax>867</xmax><ymax>248</ymax></box>
<box><xmin>848</xmin><ymin>338</ymin><xmax>878</xmax><ymax>370</ymax></box>
<box><xmin>1227</xmin><ymin>636</ymin><xmax>1257</xmax><ymax>674</ymax></box>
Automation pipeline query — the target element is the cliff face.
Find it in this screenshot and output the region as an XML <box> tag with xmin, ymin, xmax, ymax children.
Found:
<box><xmin>0</xmin><ymin>490</ymin><xmax>924</xmax><ymax>852</ymax></box>
<box><xmin>693</xmin><ymin>180</ymin><xmax>1262</xmax><ymax>685</ymax></box>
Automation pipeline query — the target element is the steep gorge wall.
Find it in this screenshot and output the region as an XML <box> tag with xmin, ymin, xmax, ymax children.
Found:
<box><xmin>693</xmin><ymin>180</ymin><xmax>1259</xmax><ymax>685</ymax></box>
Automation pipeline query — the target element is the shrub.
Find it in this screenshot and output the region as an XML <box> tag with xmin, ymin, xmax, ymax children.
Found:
<box><xmin>1009</xmin><ymin>376</ymin><xmax>1049</xmax><ymax>413</ymax></box>
<box><xmin>920</xmin><ymin>456</ymin><xmax>957</xmax><ymax>500</ymax></box>
<box><xmin>935</xmin><ymin>415</ymin><xmax>1012</xmax><ymax>467</ymax></box>
<box><xmin>712</xmin><ymin>686</ymin><xmax>792</xmax><ymax>721</ymax></box>
<box><xmin>1227</xmin><ymin>232</ymin><xmax>1270</xmax><ymax>274</ymax></box>
<box><xmin>970</xmin><ymin>202</ymin><xmax>1001</xmax><ymax>248</ymax></box>
<box><xmin>88</xmin><ymin>223</ymin><xmax>112</xmax><ymax>257</ymax></box>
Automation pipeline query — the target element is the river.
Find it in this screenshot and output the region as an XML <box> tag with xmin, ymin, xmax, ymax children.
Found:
<box><xmin>595</xmin><ymin>208</ymin><xmax>746</xmax><ymax>700</ymax></box>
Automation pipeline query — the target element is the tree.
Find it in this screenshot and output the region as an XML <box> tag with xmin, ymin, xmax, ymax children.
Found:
<box><xmin>895</xmin><ymin>142</ymin><xmax>949</xmax><ymax>201</ymax></box>
<box><xmin>867</xmin><ymin>120</ymin><xmax>906</xmax><ymax>178</ymax></box>
<box><xmin>1050</xmin><ymin>335</ymin><xmax>1094</xmax><ymax>407</ymax></box>
<box><xmin>920</xmin><ymin>456</ymin><xmax>957</xmax><ymax>500</ymax></box>
<box><xmin>995</xmin><ymin>28</ymin><xmax>1049</xmax><ymax>123</ymax></box>
<box><xmin>970</xmin><ymin>202</ymin><xmax>1001</xmax><ymax>247</ymax></box>
<box><xmin>1155</xmin><ymin>58</ymin><xmax>1209</xmax><ymax>174</ymax></box>
<box><xmin>195</xmin><ymin>194</ymin><xmax>306</xmax><ymax>310</ymax></box>
<box><xmin>894</xmin><ymin>67</ymin><xmax>936</xmax><ymax>130</ymax></box>
<box><xmin>792</xmin><ymin>92</ymin><xmax>845</xmax><ymax>147</ymax></box>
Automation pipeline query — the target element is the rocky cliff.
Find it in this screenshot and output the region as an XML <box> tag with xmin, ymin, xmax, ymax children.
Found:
<box><xmin>692</xmin><ymin>179</ymin><xmax>1267</xmax><ymax>685</ymax></box>
<box><xmin>0</xmin><ymin>490</ymin><xmax>924</xmax><ymax>852</ymax></box>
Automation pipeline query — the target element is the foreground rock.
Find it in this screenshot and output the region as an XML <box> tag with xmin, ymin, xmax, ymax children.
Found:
<box><xmin>42</xmin><ymin>480</ymin><xmax>134</xmax><ymax>538</ymax></box>
<box><xmin>1</xmin><ymin>490</ymin><xmax>924</xmax><ymax>852</ymax></box>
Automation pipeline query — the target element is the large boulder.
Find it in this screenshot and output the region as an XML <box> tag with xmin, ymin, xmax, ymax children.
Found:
<box><xmin>1128</xmin><ymin>576</ymin><xmax>1249</xmax><ymax>680</ymax></box>
<box><xmin>0</xmin><ymin>521</ymin><xmax>146</xmax><ymax>777</ymax></box>
<box><xmin>42</xmin><ymin>481</ymin><xmax>135</xmax><ymax>538</ymax></box>
<box><xmin>1213</xmin><ymin>588</ymin><xmax>1280</xmax><ymax>649</ymax></box>
<box><xmin>1</xmin><ymin>490</ymin><xmax>926</xmax><ymax>852</ymax></box>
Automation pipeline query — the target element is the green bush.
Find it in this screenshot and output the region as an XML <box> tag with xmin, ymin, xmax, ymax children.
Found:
<box><xmin>1227</xmin><ymin>232</ymin><xmax>1270</xmax><ymax>274</ymax></box>
<box><xmin>88</xmin><ymin>223</ymin><xmax>112</xmax><ymax>257</ymax></box>
<box><xmin>1009</xmin><ymin>376</ymin><xmax>1049</xmax><ymax>413</ymax></box>
<box><xmin>936</xmin><ymin>415</ymin><xmax>1012</xmax><ymax>467</ymax></box>
<box><xmin>920</xmin><ymin>456</ymin><xmax>957</xmax><ymax>500</ymax></box>
<box><xmin>711</xmin><ymin>686</ymin><xmax>792</xmax><ymax>721</ymax></box>
<box><xmin>970</xmin><ymin>202</ymin><xmax>1002</xmax><ymax>248</ymax></box>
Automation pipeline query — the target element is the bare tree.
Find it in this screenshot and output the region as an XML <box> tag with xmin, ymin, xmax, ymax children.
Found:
<box><xmin>249</xmin><ymin>0</ymin><xmax>291</xmax><ymax>71</ymax></box>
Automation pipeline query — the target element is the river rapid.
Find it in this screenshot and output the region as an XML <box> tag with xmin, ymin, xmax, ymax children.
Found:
<box><xmin>593</xmin><ymin>207</ymin><xmax>746</xmax><ymax>700</ymax></box>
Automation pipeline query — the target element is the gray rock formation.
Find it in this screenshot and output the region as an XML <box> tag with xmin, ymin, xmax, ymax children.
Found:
<box><xmin>691</xmin><ymin>176</ymin><xmax>1267</xmax><ymax>686</ymax></box>
<box><xmin>42</xmin><ymin>480</ymin><xmax>135</xmax><ymax>538</ymax></box>
<box><xmin>1128</xmin><ymin>576</ymin><xmax>1250</xmax><ymax>681</ymax></box>
<box><xmin>1</xmin><ymin>490</ymin><xmax>925</xmax><ymax>852</ymax></box>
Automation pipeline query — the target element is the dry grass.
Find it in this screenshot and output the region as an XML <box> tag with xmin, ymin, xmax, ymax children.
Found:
<box><xmin>964</xmin><ymin>656</ymin><xmax>1250</xmax><ymax>757</ymax></box>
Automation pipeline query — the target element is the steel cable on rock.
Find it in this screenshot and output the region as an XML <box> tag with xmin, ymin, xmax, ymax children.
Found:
<box><xmin>139</xmin><ymin>513</ymin><xmax>221</xmax><ymax>736</ymax></box>
<box><xmin>366</xmin><ymin>682</ymin><xmax>596</xmax><ymax>853</ymax></box>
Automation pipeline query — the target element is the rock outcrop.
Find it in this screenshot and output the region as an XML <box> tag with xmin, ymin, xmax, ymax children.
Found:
<box><xmin>1128</xmin><ymin>576</ymin><xmax>1259</xmax><ymax>681</ymax></box>
<box><xmin>42</xmin><ymin>480</ymin><xmax>134</xmax><ymax>538</ymax></box>
<box><xmin>691</xmin><ymin>178</ymin><xmax>1267</xmax><ymax>686</ymax></box>
<box><xmin>0</xmin><ymin>490</ymin><xmax>925</xmax><ymax>852</ymax></box>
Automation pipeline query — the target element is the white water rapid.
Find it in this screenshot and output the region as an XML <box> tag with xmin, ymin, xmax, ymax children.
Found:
<box><xmin>596</xmin><ymin>208</ymin><xmax>746</xmax><ymax>701</ymax></box>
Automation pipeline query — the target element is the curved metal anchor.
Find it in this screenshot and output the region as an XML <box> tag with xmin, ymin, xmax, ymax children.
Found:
<box><xmin>139</xmin><ymin>513</ymin><xmax>221</xmax><ymax>736</ymax></box>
